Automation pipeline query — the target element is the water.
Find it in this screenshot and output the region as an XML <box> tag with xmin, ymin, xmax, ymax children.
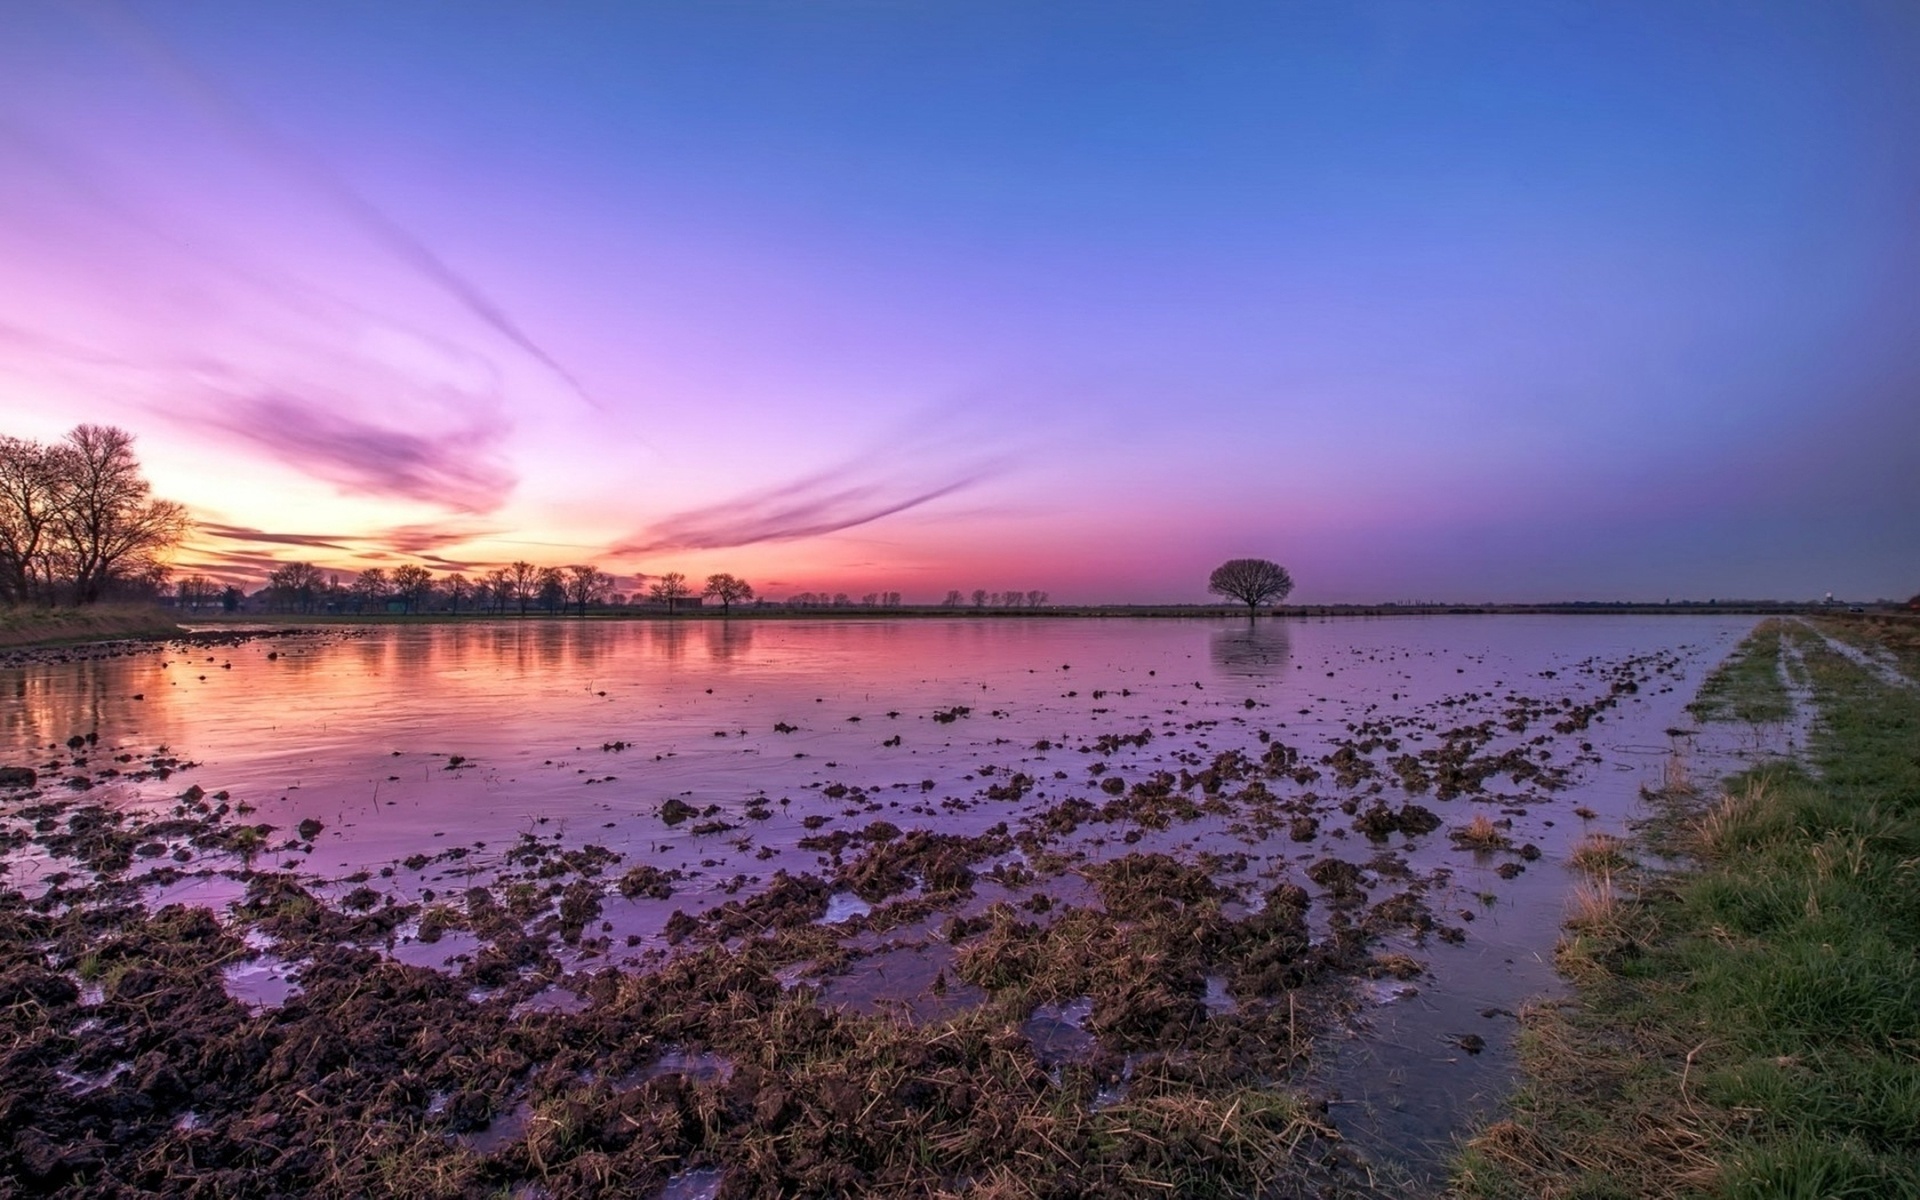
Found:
<box><xmin>1</xmin><ymin>614</ymin><xmax>1764</xmax><ymax>1181</ymax></box>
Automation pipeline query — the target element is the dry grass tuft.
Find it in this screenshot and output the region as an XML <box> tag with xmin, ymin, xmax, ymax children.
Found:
<box><xmin>1690</xmin><ymin>781</ymin><xmax>1762</xmax><ymax>859</ymax></box>
<box><xmin>1566</xmin><ymin>833</ymin><xmax>1631</xmax><ymax>875</ymax></box>
<box><xmin>1661</xmin><ymin>750</ymin><xmax>1696</xmax><ymax>796</ymax></box>
<box><xmin>1451</xmin><ymin>813</ymin><xmax>1510</xmax><ymax>851</ymax></box>
<box><xmin>1563</xmin><ymin>874</ymin><xmax>1625</xmax><ymax>936</ymax></box>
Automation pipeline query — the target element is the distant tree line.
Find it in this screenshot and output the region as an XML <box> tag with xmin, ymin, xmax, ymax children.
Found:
<box><xmin>784</xmin><ymin>592</ymin><xmax>904</xmax><ymax>609</ymax></box>
<box><xmin>940</xmin><ymin>589</ymin><xmax>1049</xmax><ymax>608</ymax></box>
<box><xmin>261</xmin><ymin>561</ymin><xmax>622</xmax><ymax>616</ymax></box>
<box><xmin>255</xmin><ymin>564</ymin><xmax>763</xmax><ymax>618</ymax></box>
<box><xmin>0</xmin><ymin>424</ymin><xmax>190</xmax><ymax>606</ymax></box>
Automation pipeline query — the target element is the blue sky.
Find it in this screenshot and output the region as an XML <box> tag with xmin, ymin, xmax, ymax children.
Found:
<box><xmin>1</xmin><ymin>1</ymin><xmax>1915</xmax><ymax>600</ymax></box>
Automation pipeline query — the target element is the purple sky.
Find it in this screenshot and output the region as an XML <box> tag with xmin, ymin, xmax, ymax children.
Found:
<box><xmin>2</xmin><ymin>1</ymin><xmax>1916</xmax><ymax>602</ymax></box>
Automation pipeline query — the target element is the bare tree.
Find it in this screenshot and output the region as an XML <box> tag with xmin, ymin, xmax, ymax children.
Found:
<box><xmin>1207</xmin><ymin>558</ymin><xmax>1295</xmax><ymax>618</ymax></box>
<box><xmin>1026</xmin><ymin>590</ymin><xmax>1048</xmax><ymax>607</ymax></box>
<box><xmin>392</xmin><ymin>564</ymin><xmax>434</xmax><ymax>613</ymax></box>
<box><xmin>649</xmin><ymin>571</ymin><xmax>691</xmax><ymax>614</ymax></box>
<box><xmin>175</xmin><ymin>574</ymin><xmax>217</xmax><ymax>611</ymax></box>
<box><xmin>507</xmin><ymin>561</ymin><xmax>540</xmax><ymax>616</ymax></box>
<box><xmin>565</xmin><ymin>564</ymin><xmax>613</xmax><ymax>616</ymax></box>
<box><xmin>53</xmin><ymin>425</ymin><xmax>191</xmax><ymax>604</ymax></box>
<box><xmin>971</xmin><ymin>589</ymin><xmax>988</xmax><ymax>608</ymax></box>
<box><xmin>267</xmin><ymin>562</ymin><xmax>325</xmax><ymax>613</ymax></box>
<box><xmin>943</xmin><ymin>589</ymin><xmax>964</xmax><ymax>607</ymax></box>
<box><xmin>703</xmin><ymin>572</ymin><xmax>754</xmax><ymax>615</ymax></box>
<box><xmin>536</xmin><ymin>566</ymin><xmax>566</xmax><ymax>615</ymax></box>
<box><xmin>482</xmin><ymin>567</ymin><xmax>513</xmax><ymax>614</ymax></box>
<box><xmin>0</xmin><ymin>435</ymin><xmax>72</xmax><ymax>605</ymax></box>
<box><xmin>349</xmin><ymin>568</ymin><xmax>389</xmax><ymax>614</ymax></box>
<box><xmin>444</xmin><ymin>572</ymin><xmax>470</xmax><ymax>614</ymax></box>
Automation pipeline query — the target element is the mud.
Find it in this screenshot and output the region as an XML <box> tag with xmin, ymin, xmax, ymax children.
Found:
<box><xmin>0</xmin><ymin>616</ymin><xmax>1759</xmax><ymax>1195</ymax></box>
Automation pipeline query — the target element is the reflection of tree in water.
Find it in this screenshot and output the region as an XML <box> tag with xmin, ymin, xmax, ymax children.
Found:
<box><xmin>705</xmin><ymin>621</ymin><xmax>754</xmax><ymax>663</ymax></box>
<box><xmin>1210</xmin><ymin>622</ymin><xmax>1293</xmax><ymax>677</ymax></box>
<box><xmin>650</xmin><ymin>621</ymin><xmax>689</xmax><ymax>661</ymax></box>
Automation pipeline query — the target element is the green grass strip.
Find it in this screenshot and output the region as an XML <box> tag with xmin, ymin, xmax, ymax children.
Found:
<box><xmin>1455</xmin><ymin>622</ymin><xmax>1920</xmax><ymax>1199</ymax></box>
<box><xmin>1686</xmin><ymin>618</ymin><xmax>1794</xmax><ymax>725</ymax></box>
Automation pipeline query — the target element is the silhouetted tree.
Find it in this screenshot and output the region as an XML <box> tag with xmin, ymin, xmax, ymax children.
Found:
<box><xmin>15</xmin><ymin>425</ymin><xmax>190</xmax><ymax>604</ymax></box>
<box><xmin>703</xmin><ymin>572</ymin><xmax>753</xmax><ymax>615</ymax></box>
<box><xmin>444</xmin><ymin>572</ymin><xmax>470</xmax><ymax>614</ymax></box>
<box><xmin>349</xmin><ymin>568</ymin><xmax>389</xmax><ymax>614</ymax></box>
<box><xmin>482</xmin><ymin>568</ymin><xmax>512</xmax><ymax>614</ymax></box>
<box><xmin>1026</xmin><ymin>590</ymin><xmax>1048</xmax><ymax>607</ymax></box>
<box><xmin>267</xmin><ymin>562</ymin><xmax>325</xmax><ymax>613</ymax></box>
<box><xmin>971</xmin><ymin>589</ymin><xmax>988</xmax><ymax>608</ymax></box>
<box><xmin>0</xmin><ymin>434</ymin><xmax>68</xmax><ymax>605</ymax></box>
<box><xmin>650</xmin><ymin>571</ymin><xmax>691</xmax><ymax>614</ymax></box>
<box><xmin>392</xmin><ymin>564</ymin><xmax>433</xmax><ymax>613</ymax></box>
<box><xmin>175</xmin><ymin>574</ymin><xmax>217</xmax><ymax>611</ymax></box>
<box><xmin>1207</xmin><ymin>558</ymin><xmax>1294</xmax><ymax>618</ymax></box>
<box><xmin>943</xmin><ymin>590</ymin><xmax>964</xmax><ymax>607</ymax></box>
<box><xmin>507</xmin><ymin>561</ymin><xmax>540</xmax><ymax>616</ymax></box>
<box><xmin>566</xmin><ymin>564</ymin><xmax>613</xmax><ymax>616</ymax></box>
<box><xmin>536</xmin><ymin>567</ymin><xmax>566</xmax><ymax>615</ymax></box>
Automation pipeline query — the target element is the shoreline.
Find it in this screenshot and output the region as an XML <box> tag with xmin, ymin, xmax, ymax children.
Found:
<box><xmin>1453</xmin><ymin>614</ymin><xmax>1920</xmax><ymax>1196</ymax></box>
<box><xmin>5</xmin><ymin>601</ymin><xmax>1900</xmax><ymax>653</ymax></box>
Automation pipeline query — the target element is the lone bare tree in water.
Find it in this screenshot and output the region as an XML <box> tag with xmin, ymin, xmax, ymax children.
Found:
<box><xmin>1207</xmin><ymin>558</ymin><xmax>1294</xmax><ymax>618</ymax></box>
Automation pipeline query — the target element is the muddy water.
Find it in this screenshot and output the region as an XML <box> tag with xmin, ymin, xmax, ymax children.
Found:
<box><xmin>2</xmin><ymin>614</ymin><xmax>1761</xmax><ymax>1184</ymax></box>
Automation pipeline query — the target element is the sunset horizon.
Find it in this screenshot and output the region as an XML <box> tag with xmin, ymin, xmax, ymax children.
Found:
<box><xmin>5</xmin><ymin>2</ymin><xmax>1917</xmax><ymax>605</ymax></box>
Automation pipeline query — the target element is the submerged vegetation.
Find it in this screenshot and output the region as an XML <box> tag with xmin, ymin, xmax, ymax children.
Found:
<box><xmin>1684</xmin><ymin>618</ymin><xmax>1794</xmax><ymax>725</ymax></box>
<box><xmin>1459</xmin><ymin>617</ymin><xmax>1920</xmax><ymax>1198</ymax></box>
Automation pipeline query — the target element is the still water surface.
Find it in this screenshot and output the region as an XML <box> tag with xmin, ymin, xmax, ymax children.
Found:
<box><xmin>3</xmin><ymin>614</ymin><xmax>1776</xmax><ymax>1180</ymax></box>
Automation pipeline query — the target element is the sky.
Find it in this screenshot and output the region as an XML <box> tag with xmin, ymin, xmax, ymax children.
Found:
<box><xmin>2</xmin><ymin>1</ymin><xmax>1916</xmax><ymax>604</ymax></box>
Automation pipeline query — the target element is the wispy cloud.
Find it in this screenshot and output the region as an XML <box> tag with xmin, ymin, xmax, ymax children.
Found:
<box><xmin>614</xmin><ymin>408</ymin><xmax>1017</xmax><ymax>555</ymax></box>
<box><xmin>70</xmin><ymin>0</ymin><xmax>597</xmax><ymax>411</ymax></box>
<box><xmin>201</xmin><ymin>398</ymin><xmax>512</xmax><ymax>513</ymax></box>
<box><xmin>0</xmin><ymin>5</ymin><xmax>601</xmax><ymax>517</ymax></box>
<box><xmin>195</xmin><ymin>517</ymin><xmax>501</xmax><ymax>573</ymax></box>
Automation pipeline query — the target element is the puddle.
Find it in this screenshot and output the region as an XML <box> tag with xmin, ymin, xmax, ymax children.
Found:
<box><xmin>1202</xmin><ymin>974</ymin><xmax>1237</xmax><ymax>1016</ymax></box>
<box><xmin>820</xmin><ymin>891</ymin><xmax>872</xmax><ymax>924</ymax></box>
<box><xmin>461</xmin><ymin>1097</ymin><xmax>532</xmax><ymax>1154</ymax></box>
<box><xmin>816</xmin><ymin>942</ymin><xmax>985</xmax><ymax>1023</ymax></box>
<box><xmin>57</xmin><ymin>1061</ymin><xmax>130</xmax><ymax>1093</ymax></box>
<box><xmin>510</xmin><ymin>985</ymin><xmax>591</xmax><ymax>1017</ymax></box>
<box><xmin>1022</xmin><ymin>996</ymin><xmax>1096</xmax><ymax>1064</ymax></box>
<box><xmin>221</xmin><ymin>953</ymin><xmax>301</xmax><ymax>1011</ymax></box>
<box><xmin>658</xmin><ymin>1168</ymin><xmax>725</xmax><ymax>1200</ymax></box>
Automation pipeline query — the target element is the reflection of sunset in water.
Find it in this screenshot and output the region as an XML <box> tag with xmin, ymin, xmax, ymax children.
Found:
<box><xmin>5</xmin><ymin>618</ymin><xmax>1754</xmax><ymax>888</ymax></box>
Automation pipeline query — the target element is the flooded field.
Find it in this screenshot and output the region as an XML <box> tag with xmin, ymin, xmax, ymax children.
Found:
<box><xmin>0</xmin><ymin>615</ymin><xmax>1785</xmax><ymax>1195</ymax></box>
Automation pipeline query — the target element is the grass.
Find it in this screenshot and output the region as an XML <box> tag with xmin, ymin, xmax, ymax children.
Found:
<box><xmin>0</xmin><ymin>602</ymin><xmax>180</xmax><ymax>648</ymax></box>
<box><xmin>1455</xmin><ymin>620</ymin><xmax>1920</xmax><ymax>1199</ymax></box>
<box><xmin>1452</xmin><ymin>812</ymin><xmax>1510</xmax><ymax>850</ymax></box>
<box><xmin>1566</xmin><ymin>833</ymin><xmax>1631</xmax><ymax>875</ymax></box>
<box><xmin>1686</xmin><ymin>619</ymin><xmax>1794</xmax><ymax>725</ymax></box>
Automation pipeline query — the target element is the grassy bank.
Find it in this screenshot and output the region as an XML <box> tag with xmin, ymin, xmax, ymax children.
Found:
<box><xmin>1456</xmin><ymin>619</ymin><xmax>1920</xmax><ymax>1198</ymax></box>
<box><xmin>0</xmin><ymin>604</ymin><xmax>181</xmax><ymax>649</ymax></box>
